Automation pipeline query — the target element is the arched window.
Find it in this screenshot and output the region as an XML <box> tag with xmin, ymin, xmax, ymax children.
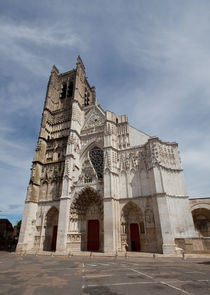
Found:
<box><xmin>60</xmin><ymin>82</ymin><xmax>67</xmax><ymax>99</ymax></box>
<box><xmin>89</xmin><ymin>147</ymin><xmax>103</xmax><ymax>180</ymax></box>
<box><xmin>67</xmin><ymin>82</ymin><xmax>73</xmax><ymax>97</ymax></box>
<box><xmin>84</xmin><ymin>88</ymin><xmax>90</xmax><ymax>106</ymax></box>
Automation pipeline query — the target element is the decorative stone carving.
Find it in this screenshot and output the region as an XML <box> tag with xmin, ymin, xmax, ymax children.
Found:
<box><xmin>118</xmin><ymin>150</ymin><xmax>140</xmax><ymax>172</ymax></box>
<box><xmin>117</xmin><ymin>123</ymin><xmax>130</xmax><ymax>148</ymax></box>
<box><xmin>77</xmin><ymin>157</ymin><xmax>97</xmax><ymax>185</ymax></box>
<box><xmin>67</xmin><ymin>234</ymin><xmax>81</xmax><ymax>242</ymax></box>
<box><xmin>70</xmin><ymin>188</ymin><xmax>103</xmax><ymax>217</ymax></box>
<box><xmin>69</xmin><ymin>187</ymin><xmax>103</xmax><ymax>236</ymax></box>
<box><xmin>40</xmin><ymin>163</ymin><xmax>64</xmax><ymax>184</ymax></box>
<box><xmin>82</xmin><ymin>107</ymin><xmax>105</xmax><ymax>130</ymax></box>
<box><xmin>63</xmin><ymin>159</ymin><xmax>71</xmax><ymax>179</ymax></box>
<box><xmin>67</xmin><ymin>133</ymin><xmax>80</xmax><ymax>154</ymax></box>
<box><xmin>30</xmin><ymin>164</ymin><xmax>36</xmax><ymax>182</ymax></box>
<box><xmin>104</xmin><ymin>152</ymin><xmax>111</xmax><ymax>170</ymax></box>
<box><xmin>36</xmin><ymin>139</ymin><xmax>43</xmax><ymax>152</ymax></box>
<box><xmin>81</xmin><ymin>134</ymin><xmax>103</xmax><ymax>149</ymax></box>
<box><xmin>116</xmin><ymin>139</ymin><xmax>182</xmax><ymax>173</ymax></box>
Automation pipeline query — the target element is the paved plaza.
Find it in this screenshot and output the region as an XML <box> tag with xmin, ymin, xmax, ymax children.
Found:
<box><xmin>0</xmin><ymin>252</ymin><xmax>210</xmax><ymax>295</ymax></box>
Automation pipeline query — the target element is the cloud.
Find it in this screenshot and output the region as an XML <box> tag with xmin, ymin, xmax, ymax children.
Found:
<box><xmin>0</xmin><ymin>23</ymin><xmax>81</xmax><ymax>47</ymax></box>
<box><xmin>0</xmin><ymin>18</ymin><xmax>84</xmax><ymax>77</ymax></box>
<box><xmin>0</xmin><ymin>0</ymin><xmax>210</xmax><ymax>221</ymax></box>
<box><xmin>115</xmin><ymin>11</ymin><xmax>210</xmax><ymax>129</ymax></box>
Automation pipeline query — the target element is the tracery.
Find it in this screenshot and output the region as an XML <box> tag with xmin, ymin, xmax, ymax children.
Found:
<box><xmin>89</xmin><ymin>146</ymin><xmax>103</xmax><ymax>180</ymax></box>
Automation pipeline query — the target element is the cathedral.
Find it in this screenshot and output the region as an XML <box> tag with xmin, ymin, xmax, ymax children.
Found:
<box><xmin>17</xmin><ymin>56</ymin><xmax>200</xmax><ymax>255</ymax></box>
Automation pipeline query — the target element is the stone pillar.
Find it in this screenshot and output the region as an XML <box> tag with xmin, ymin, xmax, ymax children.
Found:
<box><xmin>156</xmin><ymin>195</ymin><xmax>176</xmax><ymax>254</ymax></box>
<box><xmin>152</xmin><ymin>166</ymin><xmax>176</xmax><ymax>253</ymax></box>
<box><xmin>104</xmin><ymin>198</ymin><xmax>116</xmax><ymax>253</ymax></box>
<box><xmin>56</xmin><ymin>197</ymin><xmax>70</xmax><ymax>254</ymax></box>
<box><xmin>16</xmin><ymin>201</ymin><xmax>38</xmax><ymax>252</ymax></box>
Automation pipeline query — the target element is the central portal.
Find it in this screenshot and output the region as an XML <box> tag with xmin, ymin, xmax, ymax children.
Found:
<box><xmin>69</xmin><ymin>187</ymin><xmax>103</xmax><ymax>252</ymax></box>
<box><xmin>87</xmin><ymin>220</ymin><xmax>99</xmax><ymax>251</ymax></box>
<box><xmin>130</xmin><ymin>223</ymin><xmax>140</xmax><ymax>251</ymax></box>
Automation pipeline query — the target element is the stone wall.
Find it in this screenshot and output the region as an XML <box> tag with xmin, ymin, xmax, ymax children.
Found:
<box><xmin>175</xmin><ymin>237</ymin><xmax>210</xmax><ymax>254</ymax></box>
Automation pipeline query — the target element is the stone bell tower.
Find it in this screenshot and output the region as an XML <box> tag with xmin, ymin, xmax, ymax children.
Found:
<box><xmin>17</xmin><ymin>57</ymin><xmax>97</xmax><ymax>251</ymax></box>
<box><xmin>28</xmin><ymin>56</ymin><xmax>96</xmax><ymax>201</ymax></box>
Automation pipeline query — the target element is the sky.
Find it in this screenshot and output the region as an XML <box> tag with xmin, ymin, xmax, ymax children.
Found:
<box><xmin>0</xmin><ymin>0</ymin><xmax>210</xmax><ymax>225</ymax></box>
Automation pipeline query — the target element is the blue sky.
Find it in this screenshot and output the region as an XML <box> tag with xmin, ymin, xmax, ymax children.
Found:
<box><xmin>0</xmin><ymin>0</ymin><xmax>210</xmax><ymax>225</ymax></box>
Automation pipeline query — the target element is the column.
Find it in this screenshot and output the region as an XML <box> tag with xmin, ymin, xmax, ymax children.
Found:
<box><xmin>104</xmin><ymin>198</ymin><xmax>116</xmax><ymax>253</ymax></box>
<box><xmin>16</xmin><ymin>201</ymin><xmax>38</xmax><ymax>252</ymax></box>
<box><xmin>156</xmin><ymin>195</ymin><xmax>176</xmax><ymax>254</ymax></box>
<box><xmin>56</xmin><ymin>197</ymin><xmax>70</xmax><ymax>254</ymax></box>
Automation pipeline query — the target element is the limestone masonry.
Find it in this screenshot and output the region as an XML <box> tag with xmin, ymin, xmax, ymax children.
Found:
<box><xmin>17</xmin><ymin>57</ymin><xmax>210</xmax><ymax>254</ymax></box>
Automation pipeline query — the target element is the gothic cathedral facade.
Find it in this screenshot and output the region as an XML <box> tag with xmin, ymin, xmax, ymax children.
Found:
<box><xmin>17</xmin><ymin>57</ymin><xmax>196</xmax><ymax>254</ymax></box>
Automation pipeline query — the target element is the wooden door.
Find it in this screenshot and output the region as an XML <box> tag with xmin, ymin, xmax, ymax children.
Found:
<box><xmin>51</xmin><ymin>225</ymin><xmax>58</xmax><ymax>251</ymax></box>
<box><xmin>130</xmin><ymin>223</ymin><xmax>140</xmax><ymax>251</ymax></box>
<box><xmin>87</xmin><ymin>220</ymin><xmax>99</xmax><ymax>251</ymax></box>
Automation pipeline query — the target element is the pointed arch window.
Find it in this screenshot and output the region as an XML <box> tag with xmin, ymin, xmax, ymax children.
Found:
<box><xmin>60</xmin><ymin>82</ymin><xmax>67</xmax><ymax>99</ymax></box>
<box><xmin>67</xmin><ymin>82</ymin><xmax>73</xmax><ymax>97</ymax></box>
<box><xmin>89</xmin><ymin>147</ymin><xmax>103</xmax><ymax>180</ymax></box>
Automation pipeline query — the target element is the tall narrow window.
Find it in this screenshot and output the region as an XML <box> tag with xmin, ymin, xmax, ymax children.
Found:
<box><xmin>60</xmin><ymin>82</ymin><xmax>67</xmax><ymax>99</ymax></box>
<box><xmin>67</xmin><ymin>82</ymin><xmax>73</xmax><ymax>97</ymax></box>
<box><xmin>84</xmin><ymin>90</ymin><xmax>90</xmax><ymax>106</ymax></box>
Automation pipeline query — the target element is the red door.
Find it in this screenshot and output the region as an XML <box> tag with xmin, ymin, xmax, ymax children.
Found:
<box><xmin>130</xmin><ymin>223</ymin><xmax>140</xmax><ymax>251</ymax></box>
<box><xmin>87</xmin><ymin>220</ymin><xmax>99</xmax><ymax>251</ymax></box>
<box><xmin>51</xmin><ymin>225</ymin><xmax>58</xmax><ymax>251</ymax></box>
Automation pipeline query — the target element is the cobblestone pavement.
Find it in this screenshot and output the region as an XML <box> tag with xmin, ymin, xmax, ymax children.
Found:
<box><xmin>0</xmin><ymin>252</ymin><xmax>210</xmax><ymax>295</ymax></box>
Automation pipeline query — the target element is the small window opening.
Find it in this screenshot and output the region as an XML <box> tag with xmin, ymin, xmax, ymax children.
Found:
<box><xmin>116</xmin><ymin>118</ymin><xmax>118</xmax><ymax>124</ymax></box>
<box><xmin>67</xmin><ymin>82</ymin><xmax>73</xmax><ymax>98</ymax></box>
<box><xmin>58</xmin><ymin>153</ymin><xmax>60</xmax><ymax>158</ymax></box>
<box><xmin>60</xmin><ymin>82</ymin><xmax>67</xmax><ymax>99</ymax></box>
<box><xmin>84</xmin><ymin>89</ymin><xmax>90</xmax><ymax>106</ymax></box>
<box><xmin>84</xmin><ymin>93</ymin><xmax>90</xmax><ymax>106</ymax></box>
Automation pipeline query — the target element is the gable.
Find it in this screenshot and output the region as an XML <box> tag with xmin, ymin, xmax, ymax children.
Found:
<box><xmin>82</xmin><ymin>106</ymin><xmax>105</xmax><ymax>130</ymax></box>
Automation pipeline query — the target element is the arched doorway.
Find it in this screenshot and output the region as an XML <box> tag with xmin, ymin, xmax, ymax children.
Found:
<box><xmin>69</xmin><ymin>187</ymin><xmax>103</xmax><ymax>251</ymax></box>
<box><xmin>43</xmin><ymin>207</ymin><xmax>59</xmax><ymax>251</ymax></box>
<box><xmin>192</xmin><ymin>208</ymin><xmax>210</xmax><ymax>237</ymax></box>
<box><xmin>121</xmin><ymin>202</ymin><xmax>143</xmax><ymax>252</ymax></box>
